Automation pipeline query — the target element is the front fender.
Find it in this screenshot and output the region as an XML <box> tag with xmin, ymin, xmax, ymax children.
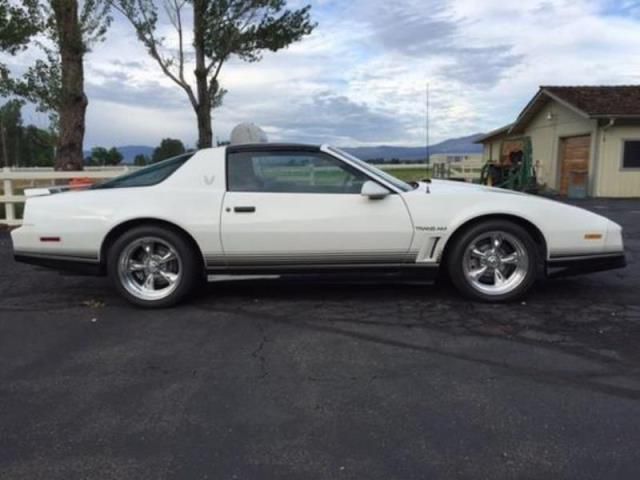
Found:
<box><xmin>403</xmin><ymin>190</ymin><xmax>612</xmax><ymax>263</ymax></box>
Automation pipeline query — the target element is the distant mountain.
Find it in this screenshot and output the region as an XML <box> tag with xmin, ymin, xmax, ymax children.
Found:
<box><xmin>342</xmin><ymin>145</ymin><xmax>427</xmax><ymax>161</ymax></box>
<box><xmin>429</xmin><ymin>133</ymin><xmax>485</xmax><ymax>154</ymax></box>
<box><xmin>342</xmin><ymin>133</ymin><xmax>485</xmax><ymax>161</ymax></box>
<box><xmin>117</xmin><ymin>146</ymin><xmax>154</xmax><ymax>163</ymax></box>
<box><xmin>84</xmin><ymin>145</ymin><xmax>154</xmax><ymax>164</ymax></box>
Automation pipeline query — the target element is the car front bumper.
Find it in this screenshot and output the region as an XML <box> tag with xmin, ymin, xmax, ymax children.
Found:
<box><xmin>546</xmin><ymin>252</ymin><xmax>627</xmax><ymax>278</ymax></box>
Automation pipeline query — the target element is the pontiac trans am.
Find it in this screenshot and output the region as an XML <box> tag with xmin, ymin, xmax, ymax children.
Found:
<box><xmin>11</xmin><ymin>144</ymin><xmax>626</xmax><ymax>308</ymax></box>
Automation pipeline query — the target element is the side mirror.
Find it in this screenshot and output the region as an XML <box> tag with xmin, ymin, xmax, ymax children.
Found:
<box><xmin>361</xmin><ymin>180</ymin><xmax>390</xmax><ymax>200</ymax></box>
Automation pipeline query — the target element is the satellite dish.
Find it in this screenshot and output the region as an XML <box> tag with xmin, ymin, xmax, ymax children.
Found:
<box><xmin>230</xmin><ymin>123</ymin><xmax>268</xmax><ymax>145</ymax></box>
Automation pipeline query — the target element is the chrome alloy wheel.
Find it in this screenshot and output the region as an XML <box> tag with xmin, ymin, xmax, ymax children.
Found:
<box><xmin>117</xmin><ymin>237</ymin><xmax>183</xmax><ymax>301</ymax></box>
<box><xmin>462</xmin><ymin>231</ymin><xmax>529</xmax><ymax>296</ymax></box>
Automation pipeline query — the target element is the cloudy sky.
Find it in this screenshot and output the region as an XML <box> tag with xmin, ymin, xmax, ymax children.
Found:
<box><xmin>12</xmin><ymin>0</ymin><xmax>640</xmax><ymax>148</ymax></box>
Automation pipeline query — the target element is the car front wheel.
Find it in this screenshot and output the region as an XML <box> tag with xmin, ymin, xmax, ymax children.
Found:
<box><xmin>107</xmin><ymin>226</ymin><xmax>200</xmax><ymax>308</ymax></box>
<box><xmin>446</xmin><ymin>220</ymin><xmax>539</xmax><ymax>302</ymax></box>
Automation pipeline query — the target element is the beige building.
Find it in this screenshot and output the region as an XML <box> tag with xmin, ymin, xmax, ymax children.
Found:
<box><xmin>477</xmin><ymin>86</ymin><xmax>640</xmax><ymax>197</ymax></box>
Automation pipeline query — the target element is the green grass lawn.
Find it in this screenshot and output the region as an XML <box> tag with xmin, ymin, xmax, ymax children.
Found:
<box><xmin>259</xmin><ymin>165</ymin><xmax>432</xmax><ymax>185</ymax></box>
<box><xmin>381</xmin><ymin>167</ymin><xmax>431</xmax><ymax>182</ymax></box>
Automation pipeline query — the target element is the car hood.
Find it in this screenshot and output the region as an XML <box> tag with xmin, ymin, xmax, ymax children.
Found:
<box><xmin>424</xmin><ymin>179</ymin><xmax>528</xmax><ymax>196</ymax></box>
<box><xmin>405</xmin><ymin>180</ymin><xmax>623</xmax><ymax>231</ymax></box>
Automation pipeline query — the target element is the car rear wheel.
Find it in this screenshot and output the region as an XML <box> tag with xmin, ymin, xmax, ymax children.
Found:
<box><xmin>107</xmin><ymin>226</ymin><xmax>200</xmax><ymax>308</ymax></box>
<box><xmin>446</xmin><ymin>220</ymin><xmax>539</xmax><ymax>302</ymax></box>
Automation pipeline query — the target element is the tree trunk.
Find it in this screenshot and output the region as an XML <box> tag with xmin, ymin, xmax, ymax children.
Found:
<box><xmin>193</xmin><ymin>0</ymin><xmax>213</xmax><ymax>149</ymax></box>
<box><xmin>51</xmin><ymin>0</ymin><xmax>86</xmax><ymax>171</ymax></box>
<box><xmin>196</xmin><ymin>102</ymin><xmax>213</xmax><ymax>148</ymax></box>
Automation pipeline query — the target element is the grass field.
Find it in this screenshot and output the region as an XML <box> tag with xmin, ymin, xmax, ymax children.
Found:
<box><xmin>257</xmin><ymin>165</ymin><xmax>433</xmax><ymax>185</ymax></box>
<box><xmin>382</xmin><ymin>167</ymin><xmax>431</xmax><ymax>182</ymax></box>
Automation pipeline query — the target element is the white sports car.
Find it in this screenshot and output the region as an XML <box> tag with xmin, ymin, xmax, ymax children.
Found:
<box><xmin>11</xmin><ymin>144</ymin><xmax>626</xmax><ymax>308</ymax></box>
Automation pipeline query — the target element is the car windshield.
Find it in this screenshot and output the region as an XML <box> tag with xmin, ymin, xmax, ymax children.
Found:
<box><xmin>327</xmin><ymin>146</ymin><xmax>413</xmax><ymax>192</ymax></box>
<box><xmin>92</xmin><ymin>152</ymin><xmax>194</xmax><ymax>189</ymax></box>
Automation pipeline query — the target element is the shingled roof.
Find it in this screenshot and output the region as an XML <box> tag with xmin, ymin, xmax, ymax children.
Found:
<box><xmin>476</xmin><ymin>85</ymin><xmax>640</xmax><ymax>143</ymax></box>
<box><xmin>542</xmin><ymin>86</ymin><xmax>640</xmax><ymax>117</ymax></box>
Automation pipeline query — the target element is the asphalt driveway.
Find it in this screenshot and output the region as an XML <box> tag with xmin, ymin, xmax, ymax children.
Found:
<box><xmin>0</xmin><ymin>199</ymin><xmax>639</xmax><ymax>480</ymax></box>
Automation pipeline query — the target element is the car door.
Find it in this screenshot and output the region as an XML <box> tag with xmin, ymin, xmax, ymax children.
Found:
<box><xmin>218</xmin><ymin>147</ymin><xmax>415</xmax><ymax>267</ymax></box>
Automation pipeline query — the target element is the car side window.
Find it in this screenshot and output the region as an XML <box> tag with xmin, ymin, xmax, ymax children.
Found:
<box><xmin>227</xmin><ymin>151</ymin><xmax>369</xmax><ymax>194</ymax></box>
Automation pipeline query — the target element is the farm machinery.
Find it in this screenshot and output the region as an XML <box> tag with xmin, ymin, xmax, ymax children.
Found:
<box><xmin>479</xmin><ymin>137</ymin><xmax>538</xmax><ymax>193</ymax></box>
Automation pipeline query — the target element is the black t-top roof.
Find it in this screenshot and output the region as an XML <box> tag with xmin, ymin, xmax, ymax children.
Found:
<box><xmin>226</xmin><ymin>143</ymin><xmax>321</xmax><ymax>154</ymax></box>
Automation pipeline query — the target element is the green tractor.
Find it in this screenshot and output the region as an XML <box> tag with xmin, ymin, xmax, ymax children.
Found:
<box><xmin>479</xmin><ymin>137</ymin><xmax>538</xmax><ymax>193</ymax></box>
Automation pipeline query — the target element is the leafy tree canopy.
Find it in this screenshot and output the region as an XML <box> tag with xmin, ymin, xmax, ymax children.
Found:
<box><xmin>152</xmin><ymin>138</ymin><xmax>186</xmax><ymax>163</ymax></box>
<box><xmin>133</xmin><ymin>153</ymin><xmax>149</xmax><ymax>166</ymax></box>
<box><xmin>86</xmin><ymin>146</ymin><xmax>123</xmax><ymax>166</ymax></box>
<box><xmin>0</xmin><ymin>0</ymin><xmax>111</xmax><ymax>126</ymax></box>
<box><xmin>0</xmin><ymin>0</ymin><xmax>40</xmax><ymax>54</ymax></box>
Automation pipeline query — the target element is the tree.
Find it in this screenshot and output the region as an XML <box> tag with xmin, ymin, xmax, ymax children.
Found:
<box><xmin>87</xmin><ymin>146</ymin><xmax>123</xmax><ymax>165</ymax></box>
<box><xmin>152</xmin><ymin>138</ymin><xmax>185</xmax><ymax>163</ymax></box>
<box><xmin>1</xmin><ymin>0</ymin><xmax>111</xmax><ymax>171</ymax></box>
<box><xmin>133</xmin><ymin>153</ymin><xmax>149</xmax><ymax>166</ymax></box>
<box><xmin>22</xmin><ymin>125</ymin><xmax>56</xmax><ymax>167</ymax></box>
<box><xmin>0</xmin><ymin>99</ymin><xmax>23</xmax><ymax>167</ymax></box>
<box><xmin>0</xmin><ymin>1</ymin><xmax>40</xmax><ymax>77</ymax></box>
<box><xmin>106</xmin><ymin>147</ymin><xmax>123</xmax><ymax>165</ymax></box>
<box><xmin>0</xmin><ymin>1</ymin><xmax>40</xmax><ymax>170</ymax></box>
<box><xmin>0</xmin><ymin>99</ymin><xmax>55</xmax><ymax>167</ymax></box>
<box><xmin>113</xmin><ymin>0</ymin><xmax>315</xmax><ymax>148</ymax></box>
<box><xmin>87</xmin><ymin>147</ymin><xmax>108</xmax><ymax>165</ymax></box>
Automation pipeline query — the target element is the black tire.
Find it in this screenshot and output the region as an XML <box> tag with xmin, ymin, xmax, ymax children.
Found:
<box><xmin>446</xmin><ymin>220</ymin><xmax>539</xmax><ymax>302</ymax></box>
<box><xmin>107</xmin><ymin>225</ymin><xmax>202</xmax><ymax>308</ymax></box>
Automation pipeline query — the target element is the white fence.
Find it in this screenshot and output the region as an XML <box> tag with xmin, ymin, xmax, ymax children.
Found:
<box><xmin>0</xmin><ymin>166</ymin><xmax>137</xmax><ymax>226</ymax></box>
<box><xmin>431</xmin><ymin>163</ymin><xmax>483</xmax><ymax>182</ymax></box>
<box><xmin>0</xmin><ymin>164</ymin><xmax>480</xmax><ymax>227</ymax></box>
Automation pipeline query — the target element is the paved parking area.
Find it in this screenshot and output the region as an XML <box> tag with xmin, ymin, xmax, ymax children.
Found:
<box><xmin>0</xmin><ymin>199</ymin><xmax>639</xmax><ymax>480</ymax></box>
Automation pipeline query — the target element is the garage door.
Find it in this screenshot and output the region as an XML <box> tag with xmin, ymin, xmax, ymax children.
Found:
<box><xmin>559</xmin><ymin>135</ymin><xmax>590</xmax><ymax>196</ymax></box>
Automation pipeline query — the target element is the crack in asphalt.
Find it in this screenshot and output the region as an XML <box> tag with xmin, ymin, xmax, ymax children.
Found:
<box><xmin>250</xmin><ymin>321</ymin><xmax>269</xmax><ymax>380</ymax></box>
<box><xmin>206</xmin><ymin>304</ymin><xmax>640</xmax><ymax>401</ymax></box>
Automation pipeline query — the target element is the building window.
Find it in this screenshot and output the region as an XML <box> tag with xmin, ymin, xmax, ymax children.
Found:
<box><xmin>622</xmin><ymin>140</ymin><xmax>640</xmax><ymax>169</ymax></box>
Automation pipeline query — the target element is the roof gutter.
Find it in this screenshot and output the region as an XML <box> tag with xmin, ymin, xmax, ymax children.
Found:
<box><xmin>591</xmin><ymin>114</ymin><xmax>640</xmax><ymax>119</ymax></box>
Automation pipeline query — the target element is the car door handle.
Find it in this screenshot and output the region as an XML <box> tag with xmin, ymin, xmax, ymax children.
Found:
<box><xmin>234</xmin><ymin>206</ymin><xmax>256</xmax><ymax>213</ymax></box>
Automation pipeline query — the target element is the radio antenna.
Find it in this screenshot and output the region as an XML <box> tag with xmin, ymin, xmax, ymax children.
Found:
<box><xmin>426</xmin><ymin>82</ymin><xmax>430</xmax><ymax>177</ymax></box>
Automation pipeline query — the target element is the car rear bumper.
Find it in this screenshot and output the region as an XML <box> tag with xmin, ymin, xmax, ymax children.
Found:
<box><xmin>546</xmin><ymin>252</ymin><xmax>627</xmax><ymax>278</ymax></box>
<box><xmin>14</xmin><ymin>252</ymin><xmax>103</xmax><ymax>276</ymax></box>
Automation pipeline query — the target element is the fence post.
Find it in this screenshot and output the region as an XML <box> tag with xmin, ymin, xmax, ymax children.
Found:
<box><xmin>2</xmin><ymin>166</ymin><xmax>15</xmax><ymax>223</ymax></box>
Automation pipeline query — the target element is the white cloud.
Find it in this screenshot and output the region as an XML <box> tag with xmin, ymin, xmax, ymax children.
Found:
<box><xmin>6</xmin><ymin>0</ymin><xmax>640</xmax><ymax>148</ymax></box>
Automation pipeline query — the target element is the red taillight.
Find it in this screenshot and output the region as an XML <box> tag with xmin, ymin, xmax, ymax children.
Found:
<box><xmin>69</xmin><ymin>177</ymin><xmax>94</xmax><ymax>190</ymax></box>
